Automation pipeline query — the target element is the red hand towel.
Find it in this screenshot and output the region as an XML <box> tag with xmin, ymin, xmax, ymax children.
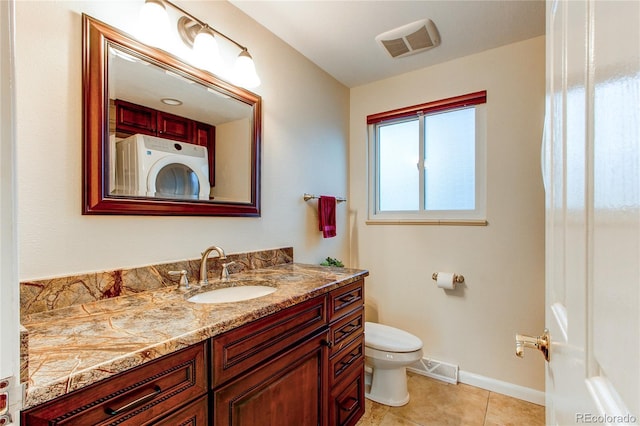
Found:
<box><xmin>318</xmin><ymin>196</ymin><xmax>337</xmax><ymax>238</ymax></box>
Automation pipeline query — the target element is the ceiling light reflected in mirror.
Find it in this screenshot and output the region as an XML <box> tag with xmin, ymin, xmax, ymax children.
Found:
<box><xmin>161</xmin><ymin>98</ymin><xmax>183</xmax><ymax>106</ymax></box>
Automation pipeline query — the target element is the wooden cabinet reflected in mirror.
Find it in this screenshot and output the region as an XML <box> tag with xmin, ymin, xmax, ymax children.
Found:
<box><xmin>83</xmin><ymin>14</ymin><xmax>261</xmax><ymax>216</ymax></box>
<box><xmin>112</xmin><ymin>99</ymin><xmax>216</xmax><ymax>187</ymax></box>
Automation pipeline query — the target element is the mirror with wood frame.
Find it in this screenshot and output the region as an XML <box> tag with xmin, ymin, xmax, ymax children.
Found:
<box><xmin>83</xmin><ymin>14</ymin><xmax>261</xmax><ymax>216</ymax></box>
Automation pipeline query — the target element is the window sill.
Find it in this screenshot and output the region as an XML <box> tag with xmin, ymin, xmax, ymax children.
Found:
<box><xmin>365</xmin><ymin>219</ymin><xmax>488</xmax><ymax>226</ymax></box>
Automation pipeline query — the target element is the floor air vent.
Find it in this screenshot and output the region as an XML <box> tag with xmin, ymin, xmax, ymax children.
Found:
<box><xmin>407</xmin><ymin>357</ymin><xmax>459</xmax><ymax>384</ymax></box>
<box><xmin>376</xmin><ymin>19</ymin><xmax>441</xmax><ymax>58</ymax></box>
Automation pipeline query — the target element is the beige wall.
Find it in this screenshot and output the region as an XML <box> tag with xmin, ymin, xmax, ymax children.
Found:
<box><xmin>214</xmin><ymin>118</ymin><xmax>251</xmax><ymax>202</ymax></box>
<box><xmin>349</xmin><ymin>37</ymin><xmax>546</xmax><ymax>390</ymax></box>
<box><xmin>15</xmin><ymin>1</ymin><xmax>350</xmax><ymax>280</ymax></box>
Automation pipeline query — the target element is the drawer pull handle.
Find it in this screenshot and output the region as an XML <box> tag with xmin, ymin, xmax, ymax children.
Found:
<box><xmin>338</xmin><ymin>294</ymin><xmax>356</xmax><ymax>304</ymax></box>
<box><xmin>337</xmin><ymin>324</ymin><xmax>359</xmax><ymax>336</ymax></box>
<box><xmin>339</xmin><ymin>396</ymin><xmax>358</xmax><ymax>412</ymax></box>
<box><xmin>339</xmin><ymin>351</ymin><xmax>360</xmax><ymax>367</ymax></box>
<box><xmin>105</xmin><ymin>385</ymin><xmax>161</xmax><ymax>416</ymax></box>
<box><xmin>321</xmin><ymin>339</ymin><xmax>333</xmax><ymax>348</ymax></box>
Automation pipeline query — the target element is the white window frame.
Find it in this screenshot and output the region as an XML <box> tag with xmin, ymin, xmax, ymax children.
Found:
<box><xmin>366</xmin><ymin>91</ymin><xmax>488</xmax><ymax>225</ymax></box>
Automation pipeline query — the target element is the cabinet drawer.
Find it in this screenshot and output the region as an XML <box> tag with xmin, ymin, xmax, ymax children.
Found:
<box><xmin>329</xmin><ymin>335</ymin><xmax>364</xmax><ymax>385</ymax></box>
<box><xmin>329</xmin><ymin>307</ymin><xmax>363</xmax><ymax>356</ymax></box>
<box><xmin>21</xmin><ymin>343</ymin><xmax>207</xmax><ymax>425</ymax></box>
<box><xmin>211</xmin><ymin>296</ymin><xmax>327</xmax><ymax>388</ymax></box>
<box><xmin>154</xmin><ymin>394</ymin><xmax>208</xmax><ymax>426</ymax></box>
<box><xmin>329</xmin><ymin>366</ymin><xmax>365</xmax><ymax>426</ymax></box>
<box><xmin>328</xmin><ymin>280</ymin><xmax>364</xmax><ymax>322</ymax></box>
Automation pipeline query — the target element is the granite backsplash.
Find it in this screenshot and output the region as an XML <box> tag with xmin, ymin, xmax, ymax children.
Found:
<box><xmin>20</xmin><ymin>247</ymin><xmax>293</xmax><ymax>318</ymax></box>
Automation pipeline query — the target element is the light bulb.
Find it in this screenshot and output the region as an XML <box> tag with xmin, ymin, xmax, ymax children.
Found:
<box><xmin>138</xmin><ymin>0</ymin><xmax>170</xmax><ymax>48</ymax></box>
<box><xmin>234</xmin><ymin>50</ymin><xmax>261</xmax><ymax>89</ymax></box>
<box><xmin>193</xmin><ymin>26</ymin><xmax>223</xmax><ymax>73</ymax></box>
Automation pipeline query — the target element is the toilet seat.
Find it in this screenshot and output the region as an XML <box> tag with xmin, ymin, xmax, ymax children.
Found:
<box><xmin>365</xmin><ymin>322</ymin><xmax>422</xmax><ymax>353</ymax></box>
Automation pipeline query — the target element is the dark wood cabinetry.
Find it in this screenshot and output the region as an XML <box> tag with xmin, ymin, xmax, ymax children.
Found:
<box><xmin>213</xmin><ymin>331</ymin><xmax>327</xmax><ymax>426</ymax></box>
<box><xmin>113</xmin><ymin>99</ymin><xmax>216</xmax><ymax>186</ymax></box>
<box><xmin>211</xmin><ymin>296</ymin><xmax>328</xmax><ymax>388</ymax></box>
<box><xmin>21</xmin><ymin>342</ymin><xmax>208</xmax><ymax>425</ymax></box>
<box><xmin>209</xmin><ymin>280</ymin><xmax>365</xmax><ymax>426</ymax></box>
<box><xmin>327</xmin><ymin>280</ymin><xmax>366</xmax><ymax>426</ymax></box>
<box><xmin>114</xmin><ymin>99</ymin><xmax>200</xmax><ymax>144</ymax></box>
<box><xmin>329</xmin><ymin>366</ymin><xmax>366</xmax><ymax>426</ymax></box>
<box><xmin>155</xmin><ymin>109</ymin><xmax>193</xmax><ymax>143</ymax></box>
<box><xmin>154</xmin><ymin>395</ymin><xmax>208</xmax><ymax>426</ymax></box>
<box><xmin>210</xmin><ymin>296</ymin><xmax>329</xmax><ymax>425</ymax></box>
<box><xmin>21</xmin><ymin>280</ymin><xmax>366</xmax><ymax>426</ymax></box>
<box><xmin>114</xmin><ymin>99</ymin><xmax>157</xmax><ymax>136</ymax></box>
<box><xmin>193</xmin><ymin>121</ymin><xmax>215</xmax><ymax>148</ymax></box>
<box><xmin>328</xmin><ymin>280</ymin><xmax>364</xmax><ymax>321</ymax></box>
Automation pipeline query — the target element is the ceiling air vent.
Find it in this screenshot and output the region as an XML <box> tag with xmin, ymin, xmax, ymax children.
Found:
<box><xmin>375</xmin><ymin>19</ymin><xmax>441</xmax><ymax>59</ymax></box>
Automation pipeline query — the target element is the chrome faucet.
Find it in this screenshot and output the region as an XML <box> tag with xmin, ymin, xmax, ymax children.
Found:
<box><xmin>199</xmin><ymin>245</ymin><xmax>227</xmax><ymax>285</ymax></box>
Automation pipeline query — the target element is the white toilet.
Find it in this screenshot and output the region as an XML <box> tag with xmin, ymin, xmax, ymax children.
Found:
<box><xmin>364</xmin><ymin>322</ymin><xmax>423</xmax><ymax>406</ymax></box>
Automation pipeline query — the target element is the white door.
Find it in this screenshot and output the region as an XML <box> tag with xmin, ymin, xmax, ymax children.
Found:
<box><xmin>0</xmin><ymin>0</ymin><xmax>22</xmax><ymax>423</ymax></box>
<box><xmin>530</xmin><ymin>0</ymin><xmax>640</xmax><ymax>424</ymax></box>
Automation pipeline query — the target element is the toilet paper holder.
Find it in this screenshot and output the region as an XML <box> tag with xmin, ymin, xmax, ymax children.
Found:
<box><xmin>432</xmin><ymin>272</ymin><xmax>465</xmax><ymax>284</ymax></box>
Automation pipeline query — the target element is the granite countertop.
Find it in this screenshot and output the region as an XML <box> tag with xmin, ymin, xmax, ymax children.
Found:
<box><xmin>21</xmin><ymin>263</ymin><xmax>368</xmax><ymax>409</ymax></box>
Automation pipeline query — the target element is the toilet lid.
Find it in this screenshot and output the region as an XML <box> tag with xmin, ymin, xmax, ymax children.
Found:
<box><xmin>365</xmin><ymin>322</ymin><xmax>423</xmax><ymax>353</ymax></box>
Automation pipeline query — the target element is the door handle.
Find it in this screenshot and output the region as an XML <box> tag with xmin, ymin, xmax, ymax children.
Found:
<box><xmin>515</xmin><ymin>329</ymin><xmax>550</xmax><ymax>362</ymax></box>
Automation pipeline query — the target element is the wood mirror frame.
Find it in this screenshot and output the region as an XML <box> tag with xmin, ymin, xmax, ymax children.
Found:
<box><xmin>82</xmin><ymin>14</ymin><xmax>261</xmax><ymax>216</ymax></box>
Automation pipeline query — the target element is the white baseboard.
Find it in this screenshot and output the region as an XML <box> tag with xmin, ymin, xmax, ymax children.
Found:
<box><xmin>458</xmin><ymin>370</ymin><xmax>545</xmax><ymax>406</ymax></box>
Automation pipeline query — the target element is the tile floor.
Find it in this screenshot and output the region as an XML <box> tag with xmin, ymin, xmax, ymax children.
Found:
<box><xmin>356</xmin><ymin>372</ymin><xmax>545</xmax><ymax>426</ymax></box>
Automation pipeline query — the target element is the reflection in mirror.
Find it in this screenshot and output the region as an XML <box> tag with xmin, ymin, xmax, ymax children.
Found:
<box><xmin>108</xmin><ymin>47</ymin><xmax>253</xmax><ymax>203</ymax></box>
<box><xmin>83</xmin><ymin>14</ymin><xmax>261</xmax><ymax>216</ymax></box>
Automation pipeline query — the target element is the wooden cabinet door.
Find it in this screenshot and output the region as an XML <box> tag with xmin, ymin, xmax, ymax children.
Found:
<box><xmin>193</xmin><ymin>121</ymin><xmax>214</xmax><ymax>147</ymax></box>
<box><xmin>156</xmin><ymin>111</ymin><xmax>193</xmax><ymax>143</ymax></box>
<box><xmin>213</xmin><ymin>331</ymin><xmax>327</xmax><ymax>426</ymax></box>
<box><xmin>114</xmin><ymin>99</ymin><xmax>156</xmax><ymax>136</ymax></box>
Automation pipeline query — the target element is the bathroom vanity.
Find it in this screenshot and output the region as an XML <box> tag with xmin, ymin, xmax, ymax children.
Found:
<box><xmin>20</xmin><ymin>264</ymin><xmax>367</xmax><ymax>425</ymax></box>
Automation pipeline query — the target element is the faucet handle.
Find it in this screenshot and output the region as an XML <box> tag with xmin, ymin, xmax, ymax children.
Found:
<box><xmin>168</xmin><ymin>270</ymin><xmax>190</xmax><ymax>290</ymax></box>
<box><xmin>221</xmin><ymin>261</ymin><xmax>236</xmax><ymax>281</ymax></box>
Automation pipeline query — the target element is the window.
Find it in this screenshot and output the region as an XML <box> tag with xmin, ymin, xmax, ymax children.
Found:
<box><xmin>367</xmin><ymin>91</ymin><xmax>487</xmax><ymax>224</ymax></box>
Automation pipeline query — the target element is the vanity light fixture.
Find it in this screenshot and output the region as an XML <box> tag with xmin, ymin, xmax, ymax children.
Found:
<box><xmin>138</xmin><ymin>0</ymin><xmax>170</xmax><ymax>47</ymax></box>
<box><xmin>191</xmin><ymin>24</ymin><xmax>223</xmax><ymax>73</ymax></box>
<box><xmin>234</xmin><ymin>49</ymin><xmax>261</xmax><ymax>89</ymax></box>
<box><xmin>139</xmin><ymin>0</ymin><xmax>261</xmax><ymax>89</ymax></box>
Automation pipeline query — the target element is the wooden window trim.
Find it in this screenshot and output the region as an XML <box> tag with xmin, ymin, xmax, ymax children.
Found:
<box><xmin>366</xmin><ymin>90</ymin><xmax>487</xmax><ymax>124</ymax></box>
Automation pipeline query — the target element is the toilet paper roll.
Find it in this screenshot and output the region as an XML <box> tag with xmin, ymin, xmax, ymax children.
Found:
<box><xmin>436</xmin><ymin>272</ymin><xmax>456</xmax><ymax>290</ymax></box>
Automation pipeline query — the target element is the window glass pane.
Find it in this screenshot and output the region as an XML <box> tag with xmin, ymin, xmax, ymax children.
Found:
<box><xmin>378</xmin><ymin>119</ymin><xmax>419</xmax><ymax>211</ymax></box>
<box><xmin>424</xmin><ymin>108</ymin><xmax>475</xmax><ymax>210</ymax></box>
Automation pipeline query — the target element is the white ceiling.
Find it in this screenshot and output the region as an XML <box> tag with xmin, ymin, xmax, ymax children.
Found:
<box><xmin>230</xmin><ymin>0</ymin><xmax>545</xmax><ymax>88</ymax></box>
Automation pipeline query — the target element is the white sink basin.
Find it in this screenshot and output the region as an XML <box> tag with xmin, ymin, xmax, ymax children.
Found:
<box><xmin>187</xmin><ymin>285</ymin><xmax>277</xmax><ymax>304</ymax></box>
